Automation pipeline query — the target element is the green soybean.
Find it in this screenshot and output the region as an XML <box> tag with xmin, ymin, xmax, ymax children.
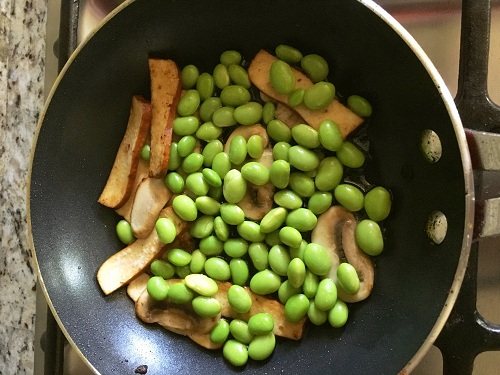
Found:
<box><xmin>315</xmin><ymin>278</ymin><xmax>337</xmax><ymax>311</ymax></box>
<box><xmin>223</xmin><ymin>169</ymin><xmax>247</xmax><ymax>204</ymax></box>
<box><xmin>223</xmin><ymin>340</ymin><xmax>248</xmax><ymax>367</ymax></box>
<box><xmin>151</xmin><ymin>259</ymin><xmax>175</xmax><ymax>279</ymax></box>
<box><xmin>166</xmin><ymin>248</ymin><xmax>192</xmax><ymax>267</ymax></box>
<box><xmin>260</xmin><ymin>207</ymin><xmax>287</xmax><ymax>233</ymax></box>
<box><xmin>168</xmin><ymin>282</ymin><xmax>194</xmax><ymax>304</ymax></box>
<box><xmin>250</xmin><ymin>269</ymin><xmax>281</xmax><ymax>295</ymax></box>
<box><xmin>248</xmin><ymin>243</ymin><xmax>269</xmax><ymax>271</ymax></box>
<box><xmin>303</xmin><ymin>270</ymin><xmax>319</xmax><ymax>298</ymax></box>
<box><xmin>275</xmin><ymin>44</ymin><xmax>303</xmax><ymax>64</ymax></box>
<box><xmin>355</xmin><ymin>219</ymin><xmax>384</xmax><ymax>256</ymax></box>
<box><xmin>274</xmin><ymin>190</ymin><xmax>302</xmax><ymax>210</ymax></box>
<box><xmin>199</xmin><ymin>235</ymin><xmax>224</xmax><ymax>256</ymax></box>
<box><xmin>189</xmin><ymin>250</ymin><xmax>207</xmax><ymax>274</ymax></box>
<box><xmin>268</xmin><ymin>244</ymin><xmax>291</xmax><ymax>276</ymax></box>
<box><xmin>287</xmin><ymin>257</ymin><xmax>306</xmax><ymax>288</ymax></box>
<box><xmin>199</xmin><ymin>97</ymin><xmax>222</xmax><ymax>122</ymax></box>
<box><xmin>204</xmin><ymin>257</ymin><xmax>231</xmax><ymax>281</ymax></box>
<box><xmin>337</xmin><ymin>263</ymin><xmax>360</xmax><ymax>294</ymax></box>
<box><xmin>248</xmin><ymin>333</ymin><xmax>276</xmax><ymax>361</ymax></box>
<box><xmin>289</xmin><ymin>240</ymin><xmax>307</xmax><ymax>260</ymax></box>
<box><xmin>220</xmin><ymin>50</ymin><xmax>242</xmax><ymax>66</ymax></box>
<box><xmin>364</xmin><ymin>186</ymin><xmax>392</xmax><ymax>221</ymax></box>
<box><xmin>248</xmin><ymin>313</ymin><xmax>274</xmax><ymax>335</ymax></box>
<box><xmin>289</xmin><ymin>172</ymin><xmax>315</xmax><ymax>197</ymax></box>
<box><xmin>279</xmin><ymin>226</ymin><xmax>302</xmax><ymax>249</ymax></box>
<box><xmin>319</xmin><ymin>120</ymin><xmax>343</xmax><ymax>151</ymax></box>
<box><xmin>190</xmin><ymin>215</ymin><xmax>214</xmax><ymax>239</ymax></box>
<box><xmin>196</xmin><ymin>121</ymin><xmax>223</xmax><ymax>142</ymax></box>
<box><xmin>228</xmin><ymin>135</ymin><xmax>247</xmax><ymax>165</ymax></box>
<box><xmin>270</xmin><ymin>160</ymin><xmax>290</xmax><ymax>189</ymax></box>
<box><xmin>315</xmin><ymin>157</ymin><xmax>343</xmax><ymax>191</ymax></box>
<box><xmin>165</xmin><ymin>173</ymin><xmax>184</xmax><ymax>195</ymax></box>
<box><xmin>172</xmin><ymin>195</ymin><xmax>197</xmax><ymax>221</ymax></box>
<box><xmin>140</xmin><ymin>144</ymin><xmax>150</xmax><ymax>161</ymax></box>
<box><xmin>288</xmin><ymin>88</ymin><xmax>305</xmax><ymax>107</ymax></box>
<box><xmin>177</xmin><ymin>89</ymin><xmax>200</xmax><ymax>116</ymax></box>
<box><xmin>147</xmin><ymin>276</ymin><xmax>169</xmax><ymax>301</ymax></box>
<box><xmin>337</xmin><ymin>141</ymin><xmax>365</xmax><ymax>168</ymax></box>
<box><xmin>328</xmin><ymin>300</ymin><xmax>349</xmax><ymax>328</ymax></box>
<box><xmin>278</xmin><ymin>280</ymin><xmax>301</xmax><ymax>304</ymax></box>
<box><xmin>228</xmin><ymin>64</ymin><xmax>251</xmax><ymax>88</ymax></box>
<box><xmin>181</xmin><ymin>64</ymin><xmax>199</xmax><ymax>89</ymax></box>
<box><xmin>347</xmin><ymin>95</ymin><xmax>373</xmax><ymax>117</ymax></box>
<box><xmin>168</xmin><ymin>142</ymin><xmax>181</xmax><ymax>170</ymax></box>
<box><xmin>175</xmin><ymin>265</ymin><xmax>191</xmax><ymax>279</ymax></box>
<box><xmin>212</xmin><ymin>152</ymin><xmax>231</xmax><ymax>178</ymax></box>
<box><xmin>288</xmin><ymin>145</ymin><xmax>320</xmax><ymax>172</ymax></box>
<box><xmin>224</xmin><ymin>238</ymin><xmax>248</xmax><ymax>258</ymax></box>
<box><xmin>262</xmin><ymin>101</ymin><xmax>276</xmax><ymax>124</ymax></box>
<box><xmin>227</xmin><ymin>285</ymin><xmax>252</xmax><ymax>313</ymax></box>
<box><xmin>202</xmin><ymin>140</ymin><xmax>223</xmax><ymax>166</ymax></box>
<box><xmin>116</xmin><ymin>220</ymin><xmax>134</xmax><ymax>244</ymax></box>
<box><xmin>202</xmin><ymin>168</ymin><xmax>222</xmax><ymax>187</ymax></box>
<box><xmin>230</xmin><ymin>258</ymin><xmax>249</xmax><ymax>286</ymax></box>
<box><xmin>173</xmin><ymin>116</ymin><xmax>200</xmax><ymax>136</ymax></box>
<box><xmin>220</xmin><ymin>203</ymin><xmax>245</xmax><ymax>225</ymax></box>
<box><xmin>265</xmin><ymin>230</ymin><xmax>282</xmax><ymax>247</ymax></box>
<box><xmin>291</xmin><ymin>124</ymin><xmax>320</xmax><ymax>149</ymax></box>
<box><xmin>303</xmin><ymin>243</ymin><xmax>332</xmax><ymax>276</ymax></box>
<box><xmin>269</xmin><ymin>60</ymin><xmax>295</xmax><ymax>95</ymax></box>
<box><xmin>192</xmin><ymin>296</ymin><xmax>221</xmax><ymax>318</ymax></box>
<box><xmin>301</xmin><ymin>54</ymin><xmax>329</xmax><ymax>82</ymax></box>
<box><xmin>308</xmin><ymin>301</ymin><xmax>328</xmax><ymax>326</ymax></box>
<box><xmin>182</xmin><ymin>153</ymin><xmax>204</xmax><ymax>174</ymax></box>
<box><xmin>177</xmin><ymin>135</ymin><xmax>196</xmax><ymax>158</ymax></box>
<box><xmin>286</xmin><ymin>208</ymin><xmax>317</xmax><ymax>232</ymax></box>
<box><xmin>237</xmin><ymin>221</ymin><xmax>265</xmax><ymax>242</ymax></box>
<box><xmin>186</xmin><ymin>172</ymin><xmax>210</xmax><ymax>196</ymax></box>
<box><xmin>208</xmin><ymin>185</ymin><xmax>222</xmax><ymax>201</ymax></box>
<box><xmin>213</xmin><ymin>63</ymin><xmax>230</xmax><ymax>89</ymax></box>
<box><xmin>334</xmin><ymin>184</ymin><xmax>364</xmax><ymax>212</ymax></box>
<box><xmin>220</xmin><ymin>85</ymin><xmax>251</xmax><ymax>107</ymax></box>
<box><xmin>285</xmin><ymin>294</ymin><xmax>310</xmax><ymax>322</ymax></box>
<box><xmin>212</xmin><ymin>106</ymin><xmax>237</xmax><ymax>127</ymax></box>
<box><xmin>267</xmin><ymin>119</ymin><xmax>292</xmax><ymax>142</ymax></box>
<box><xmin>234</xmin><ymin>102</ymin><xmax>262</xmax><ymax>125</ymax></box>
<box><xmin>308</xmin><ymin>192</ymin><xmax>333</xmax><ymax>215</ymax></box>
<box><xmin>155</xmin><ymin>217</ymin><xmax>177</xmax><ymax>244</ymax></box>
<box><xmin>303</xmin><ymin>82</ymin><xmax>335</xmax><ymax>110</ymax></box>
<box><xmin>196</xmin><ymin>72</ymin><xmax>215</xmax><ymax>100</ymax></box>
<box><xmin>213</xmin><ymin>216</ymin><xmax>229</xmax><ymax>241</ymax></box>
<box><xmin>185</xmin><ymin>274</ymin><xmax>218</xmax><ymax>296</ymax></box>
<box><xmin>229</xmin><ymin>320</ymin><xmax>253</xmax><ymax>345</ymax></box>
<box><xmin>247</xmin><ymin>135</ymin><xmax>264</xmax><ymax>159</ymax></box>
<box><xmin>210</xmin><ymin>319</ymin><xmax>230</xmax><ymax>344</ymax></box>
<box><xmin>272</xmin><ymin>141</ymin><xmax>290</xmax><ymax>161</ymax></box>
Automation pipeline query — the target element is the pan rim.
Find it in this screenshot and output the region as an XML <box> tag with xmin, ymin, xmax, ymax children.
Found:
<box><xmin>27</xmin><ymin>0</ymin><xmax>474</xmax><ymax>374</ymax></box>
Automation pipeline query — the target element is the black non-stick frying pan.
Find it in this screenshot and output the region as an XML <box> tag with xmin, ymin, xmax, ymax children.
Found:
<box><xmin>29</xmin><ymin>0</ymin><xmax>476</xmax><ymax>373</ymax></box>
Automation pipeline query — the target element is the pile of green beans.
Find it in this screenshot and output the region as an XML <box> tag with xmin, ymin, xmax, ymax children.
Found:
<box><xmin>115</xmin><ymin>45</ymin><xmax>391</xmax><ymax>368</ymax></box>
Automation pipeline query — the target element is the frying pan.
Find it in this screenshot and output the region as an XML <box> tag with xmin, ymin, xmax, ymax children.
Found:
<box><xmin>28</xmin><ymin>0</ymin><xmax>477</xmax><ymax>373</ymax></box>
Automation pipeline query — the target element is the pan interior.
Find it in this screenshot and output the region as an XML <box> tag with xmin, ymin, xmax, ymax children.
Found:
<box><xmin>30</xmin><ymin>0</ymin><xmax>468</xmax><ymax>374</ymax></box>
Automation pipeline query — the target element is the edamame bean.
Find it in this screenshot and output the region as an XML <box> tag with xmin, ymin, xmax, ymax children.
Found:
<box><xmin>248</xmin><ymin>313</ymin><xmax>274</xmax><ymax>335</ymax></box>
<box><xmin>220</xmin><ymin>50</ymin><xmax>242</xmax><ymax>66</ymax></box>
<box><xmin>196</xmin><ymin>72</ymin><xmax>215</xmax><ymax>100</ymax></box>
<box><xmin>247</xmin><ymin>135</ymin><xmax>264</xmax><ymax>159</ymax></box>
<box><xmin>270</xmin><ymin>160</ymin><xmax>290</xmax><ymax>189</ymax></box>
<box><xmin>212</xmin><ymin>106</ymin><xmax>237</xmax><ymax>127</ymax></box>
<box><xmin>248</xmin><ymin>332</ymin><xmax>276</xmax><ymax>361</ymax></box>
<box><xmin>200</xmin><ymin>97</ymin><xmax>222</xmax><ymax>122</ymax></box>
<box><xmin>274</xmin><ymin>190</ymin><xmax>302</xmax><ymax>209</ymax></box>
<box><xmin>347</xmin><ymin>95</ymin><xmax>373</xmax><ymax>117</ymax></box>
<box><xmin>228</xmin><ymin>135</ymin><xmax>247</xmax><ymax>165</ymax></box>
<box><xmin>190</xmin><ymin>215</ymin><xmax>214</xmax><ymax>239</ymax></box>
<box><xmin>155</xmin><ymin>217</ymin><xmax>177</xmax><ymax>244</ymax></box>
<box><xmin>230</xmin><ymin>258</ymin><xmax>249</xmax><ymax>286</ymax></box>
<box><xmin>280</xmin><ymin>226</ymin><xmax>302</xmax><ymax>249</ymax></box>
<box><xmin>319</xmin><ymin>120</ymin><xmax>343</xmax><ymax>151</ymax></box>
<box><xmin>267</xmin><ymin>119</ymin><xmax>292</xmax><ymax>142</ymax></box>
<box><xmin>303</xmin><ymin>270</ymin><xmax>319</xmax><ymax>298</ymax></box>
<box><xmin>337</xmin><ymin>263</ymin><xmax>360</xmax><ymax>294</ymax></box>
<box><xmin>182</xmin><ymin>153</ymin><xmax>204</xmax><ymax>174</ymax></box>
<box><xmin>248</xmin><ymin>243</ymin><xmax>269</xmax><ymax>271</ymax></box>
<box><xmin>275</xmin><ymin>44</ymin><xmax>303</xmax><ymax>64</ymax></box>
<box><xmin>204</xmin><ymin>257</ymin><xmax>231</xmax><ymax>281</ymax></box>
<box><xmin>287</xmin><ymin>257</ymin><xmax>306</xmax><ymax>288</ymax></box>
<box><xmin>209</xmin><ymin>186</ymin><xmax>222</xmax><ymax>200</ymax></box>
<box><xmin>268</xmin><ymin>244</ymin><xmax>291</xmax><ymax>276</ymax></box>
<box><xmin>220</xmin><ymin>85</ymin><xmax>251</xmax><ymax>107</ymax></box>
<box><xmin>189</xmin><ymin>250</ymin><xmax>206</xmax><ymax>274</ymax></box>
<box><xmin>289</xmin><ymin>240</ymin><xmax>307</xmax><ymax>260</ymax></box>
<box><xmin>288</xmin><ymin>145</ymin><xmax>320</xmax><ymax>172</ymax></box>
<box><xmin>270</xmin><ymin>60</ymin><xmax>295</xmax><ymax>95</ymax></box>
<box><xmin>151</xmin><ymin>259</ymin><xmax>175</xmax><ymax>279</ymax></box>
<box><xmin>210</xmin><ymin>319</ymin><xmax>230</xmax><ymax>344</ymax></box>
<box><xmin>177</xmin><ymin>89</ymin><xmax>200</xmax><ymax>116</ymax></box>
<box><xmin>166</xmin><ymin>248</ymin><xmax>192</xmax><ymax>267</ymax></box>
<box><xmin>140</xmin><ymin>144</ymin><xmax>150</xmax><ymax>161</ymax></box>
<box><xmin>288</xmin><ymin>88</ymin><xmax>305</xmax><ymax>107</ymax></box>
<box><xmin>289</xmin><ymin>172</ymin><xmax>315</xmax><ymax>197</ymax></box>
<box><xmin>355</xmin><ymin>219</ymin><xmax>384</xmax><ymax>256</ymax></box>
<box><xmin>262</xmin><ymin>101</ymin><xmax>275</xmax><ymax>125</ymax></box>
<box><xmin>223</xmin><ymin>169</ymin><xmax>247</xmax><ymax>204</ymax></box>
<box><xmin>328</xmin><ymin>300</ymin><xmax>349</xmax><ymax>328</ymax></box>
<box><xmin>315</xmin><ymin>157</ymin><xmax>343</xmax><ymax>191</ymax></box>
<box><xmin>223</xmin><ymin>340</ymin><xmax>248</xmax><ymax>367</ymax></box>
<box><xmin>185</xmin><ymin>274</ymin><xmax>218</xmax><ymax>296</ymax></box>
<box><xmin>165</xmin><ymin>172</ymin><xmax>184</xmax><ymax>194</ymax></box>
<box><xmin>168</xmin><ymin>142</ymin><xmax>181</xmax><ymax>170</ymax></box>
<box><xmin>173</xmin><ymin>116</ymin><xmax>200</xmax><ymax>136</ymax></box>
<box><xmin>229</xmin><ymin>320</ymin><xmax>253</xmax><ymax>345</ymax></box>
<box><xmin>116</xmin><ymin>220</ymin><xmax>134</xmax><ymax>244</ymax></box>
<box><xmin>303</xmin><ymin>82</ymin><xmax>335</xmax><ymax>110</ymax></box>
<box><xmin>186</xmin><ymin>172</ymin><xmax>210</xmax><ymax>196</ymax></box>
<box><xmin>214</xmin><ymin>216</ymin><xmax>229</xmax><ymax>241</ymax></box>
<box><xmin>168</xmin><ymin>282</ymin><xmax>194</xmax><ymax>304</ymax></box>
<box><xmin>272</xmin><ymin>141</ymin><xmax>290</xmax><ymax>161</ymax></box>
<box><xmin>177</xmin><ymin>135</ymin><xmax>197</xmax><ymax>157</ymax></box>
<box><xmin>202</xmin><ymin>140</ymin><xmax>223</xmax><ymax>167</ymax></box>
<box><xmin>286</xmin><ymin>208</ymin><xmax>317</xmax><ymax>232</ymax></box>
<box><xmin>291</xmin><ymin>124</ymin><xmax>320</xmax><ymax>149</ymax></box>
<box><xmin>172</xmin><ymin>195</ymin><xmax>197</xmax><ymax>221</ymax></box>
<box><xmin>260</xmin><ymin>207</ymin><xmax>287</xmax><ymax>233</ymax></box>
<box><xmin>234</xmin><ymin>102</ymin><xmax>262</xmax><ymax>125</ymax></box>
<box><xmin>213</xmin><ymin>64</ymin><xmax>230</xmax><ymax>89</ymax></box>
<box><xmin>212</xmin><ymin>152</ymin><xmax>231</xmax><ymax>179</ymax></box>
<box><xmin>337</xmin><ymin>141</ymin><xmax>365</xmax><ymax>168</ymax></box>
<box><xmin>334</xmin><ymin>184</ymin><xmax>364</xmax><ymax>212</ymax></box>
<box><xmin>181</xmin><ymin>64</ymin><xmax>199</xmax><ymax>89</ymax></box>
<box><xmin>308</xmin><ymin>302</ymin><xmax>328</xmax><ymax>326</ymax></box>
<box><xmin>308</xmin><ymin>192</ymin><xmax>333</xmax><ymax>215</ymax></box>
<box><xmin>202</xmin><ymin>168</ymin><xmax>222</xmax><ymax>187</ymax></box>
<box><xmin>364</xmin><ymin>186</ymin><xmax>392</xmax><ymax>221</ymax></box>
<box><xmin>176</xmin><ymin>265</ymin><xmax>191</xmax><ymax>278</ymax></box>
<box><xmin>220</xmin><ymin>203</ymin><xmax>245</xmax><ymax>225</ymax></box>
<box><xmin>278</xmin><ymin>280</ymin><xmax>301</xmax><ymax>304</ymax></box>
<box><xmin>301</xmin><ymin>54</ymin><xmax>329</xmax><ymax>82</ymax></box>
<box><xmin>227</xmin><ymin>285</ymin><xmax>252</xmax><ymax>313</ymax></box>
<box><xmin>147</xmin><ymin>276</ymin><xmax>169</xmax><ymax>301</ymax></box>
<box><xmin>199</xmin><ymin>235</ymin><xmax>223</xmax><ymax>256</ymax></box>
<box><xmin>196</xmin><ymin>121</ymin><xmax>223</xmax><ymax>142</ymax></box>
<box><xmin>303</xmin><ymin>243</ymin><xmax>332</xmax><ymax>276</ymax></box>
<box><xmin>315</xmin><ymin>278</ymin><xmax>337</xmax><ymax>311</ymax></box>
<box><xmin>284</xmin><ymin>294</ymin><xmax>310</xmax><ymax>322</ymax></box>
<box><xmin>192</xmin><ymin>296</ymin><xmax>221</xmax><ymax>318</ymax></box>
<box><xmin>250</xmin><ymin>269</ymin><xmax>281</xmax><ymax>295</ymax></box>
<box><xmin>237</xmin><ymin>221</ymin><xmax>265</xmax><ymax>242</ymax></box>
<box><xmin>265</xmin><ymin>230</ymin><xmax>281</xmax><ymax>247</ymax></box>
<box><xmin>224</xmin><ymin>238</ymin><xmax>248</xmax><ymax>258</ymax></box>
<box><xmin>228</xmin><ymin>64</ymin><xmax>251</xmax><ymax>88</ymax></box>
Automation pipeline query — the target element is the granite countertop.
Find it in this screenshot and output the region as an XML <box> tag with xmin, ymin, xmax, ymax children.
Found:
<box><xmin>0</xmin><ymin>0</ymin><xmax>46</xmax><ymax>373</ymax></box>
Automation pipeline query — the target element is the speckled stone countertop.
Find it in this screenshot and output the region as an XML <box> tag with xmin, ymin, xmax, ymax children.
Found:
<box><xmin>0</xmin><ymin>0</ymin><xmax>46</xmax><ymax>373</ymax></box>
